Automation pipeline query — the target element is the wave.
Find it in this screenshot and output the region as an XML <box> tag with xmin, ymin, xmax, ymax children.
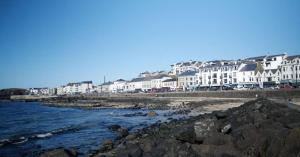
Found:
<box><xmin>0</xmin><ymin>123</ymin><xmax>92</xmax><ymax>148</ymax></box>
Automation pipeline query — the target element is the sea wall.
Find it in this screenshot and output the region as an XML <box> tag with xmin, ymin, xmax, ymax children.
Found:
<box><xmin>132</xmin><ymin>89</ymin><xmax>300</xmax><ymax>99</ymax></box>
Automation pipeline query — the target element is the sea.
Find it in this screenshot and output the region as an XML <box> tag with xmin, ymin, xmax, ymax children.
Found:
<box><xmin>0</xmin><ymin>101</ymin><xmax>184</xmax><ymax>157</ymax></box>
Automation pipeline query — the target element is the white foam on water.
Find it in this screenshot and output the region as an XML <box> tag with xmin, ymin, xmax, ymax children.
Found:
<box><xmin>36</xmin><ymin>133</ymin><xmax>53</xmax><ymax>138</ymax></box>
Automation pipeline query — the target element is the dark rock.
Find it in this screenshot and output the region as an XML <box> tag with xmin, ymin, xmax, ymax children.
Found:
<box><xmin>123</xmin><ymin>112</ymin><xmax>147</xmax><ymax>117</ymax></box>
<box><xmin>117</xmin><ymin>128</ymin><xmax>129</xmax><ymax>138</ymax></box>
<box><xmin>279</xmin><ymin>128</ymin><xmax>300</xmax><ymax>157</ymax></box>
<box><xmin>175</xmin><ymin>125</ymin><xmax>196</xmax><ymax>143</ymax></box>
<box><xmin>115</xmin><ymin>143</ymin><xmax>143</xmax><ymax>157</ymax></box>
<box><xmin>39</xmin><ymin>148</ymin><xmax>77</xmax><ymax>157</ymax></box>
<box><xmin>221</xmin><ymin>124</ymin><xmax>232</xmax><ymax>134</ymax></box>
<box><xmin>194</xmin><ymin>118</ymin><xmax>216</xmax><ymax>142</ymax></box>
<box><xmin>100</xmin><ymin>139</ymin><xmax>113</xmax><ymax>152</ymax></box>
<box><xmin>214</xmin><ymin>111</ymin><xmax>227</xmax><ymax>119</ymax></box>
<box><xmin>108</xmin><ymin>124</ymin><xmax>121</xmax><ymax>131</ymax></box>
<box><xmin>125</xmin><ymin>134</ymin><xmax>137</xmax><ymax>141</ymax></box>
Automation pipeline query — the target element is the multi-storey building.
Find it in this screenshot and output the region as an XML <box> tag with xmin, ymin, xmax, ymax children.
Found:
<box><xmin>244</xmin><ymin>54</ymin><xmax>286</xmax><ymax>70</ymax></box>
<box><xmin>170</xmin><ymin>61</ymin><xmax>201</xmax><ymax>75</ymax></box>
<box><xmin>280</xmin><ymin>55</ymin><xmax>300</xmax><ymax>84</ymax></box>
<box><xmin>196</xmin><ymin>60</ymin><xmax>241</xmax><ymax>87</ymax></box>
<box><xmin>57</xmin><ymin>81</ymin><xmax>93</xmax><ymax>95</ymax></box>
<box><xmin>29</xmin><ymin>88</ymin><xmax>50</xmax><ymax>95</ymax></box>
<box><xmin>177</xmin><ymin>70</ymin><xmax>197</xmax><ymax>91</ymax></box>
<box><xmin>162</xmin><ymin>78</ymin><xmax>177</xmax><ymax>91</ymax></box>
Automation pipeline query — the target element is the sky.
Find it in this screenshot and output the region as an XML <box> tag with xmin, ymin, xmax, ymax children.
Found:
<box><xmin>0</xmin><ymin>0</ymin><xmax>300</xmax><ymax>88</ymax></box>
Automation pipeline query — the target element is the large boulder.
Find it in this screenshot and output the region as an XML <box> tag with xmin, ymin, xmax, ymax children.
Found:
<box><xmin>117</xmin><ymin>128</ymin><xmax>129</xmax><ymax>138</ymax></box>
<box><xmin>40</xmin><ymin>148</ymin><xmax>77</xmax><ymax>157</ymax></box>
<box><xmin>194</xmin><ymin>118</ymin><xmax>216</xmax><ymax>142</ymax></box>
<box><xmin>108</xmin><ymin>125</ymin><xmax>121</xmax><ymax>131</ymax></box>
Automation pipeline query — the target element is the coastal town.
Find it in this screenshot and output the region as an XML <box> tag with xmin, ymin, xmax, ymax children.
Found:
<box><xmin>29</xmin><ymin>53</ymin><xmax>300</xmax><ymax>96</ymax></box>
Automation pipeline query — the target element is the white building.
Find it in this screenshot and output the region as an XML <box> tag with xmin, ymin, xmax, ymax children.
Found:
<box><xmin>237</xmin><ymin>63</ymin><xmax>258</xmax><ymax>85</ymax></box>
<box><xmin>177</xmin><ymin>70</ymin><xmax>197</xmax><ymax>91</ymax></box>
<box><xmin>29</xmin><ymin>88</ymin><xmax>50</xmax><ymax>95</ymax></box>
<box><xmin>58</xmin><ymin>81</ymin><xmax>93</xmax><ymax>95</ymax></box>
<box><xmin>170</xmin><ymin>61</ymin><xmax>202</xmax><ymax>75</ymax></box>
<box><xmin>245</xmin><ymin>54</ymin><xmax>286</xmax><ymax>70</ymax></box>
<box><xmin>124</xmin><ymin>78</ymin><xmax>144</xmax><ymax>92</ymax></box>
<box><xmin>97</xmin><ymin>82</ymin><xmax>113</xmax><ymax>93</ymax></box>
<box><xmin>256</xmin><ymin>69</ymin><xmax>281</xmax><ymax>84</ymax></box>
<box><xmin>197</xmin><ymin>60</ymin><xmax>241</xmax><ymax>87</ymax></box>
<box><xmin>111</xmin><ymin>79</ymin><xmax>127</xmax><ymax>93</ymax></box>
<box><xmin>150</xmin><ymin>74</ymin><xmax>172</xmax><ymax>89</ymax></box>
<box><xmin>280</xmin><ymin>55</ymin><xmax>300</xmax><ymax>85</ymax></box>
<box><xmin>162</xmin><ymin>78</ymin><xmax>177</xmax><ymax>91</ymax></box>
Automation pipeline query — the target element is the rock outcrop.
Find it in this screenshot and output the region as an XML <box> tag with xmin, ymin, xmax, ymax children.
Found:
<box><xmin>94</xmin><ymin>98</ymin><xmax>300</xmax><ymax>157</ymax></box>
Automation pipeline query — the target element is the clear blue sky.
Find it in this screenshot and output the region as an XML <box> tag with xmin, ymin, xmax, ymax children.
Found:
<box><xmin>0</xmin><ymin>0</ymin><xmax>300</xmax><ymax>88</ymax></box>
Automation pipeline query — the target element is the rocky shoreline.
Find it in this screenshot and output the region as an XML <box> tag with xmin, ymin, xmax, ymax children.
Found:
<box><xmin>39</xmin><ymin>97</ymin><xmax>300</xmax><ymax>157</ymax></box>
<box><xmin>90</xmin><ymin>98</ymin><xmax>300</xmax><ymax>157</ymax></box>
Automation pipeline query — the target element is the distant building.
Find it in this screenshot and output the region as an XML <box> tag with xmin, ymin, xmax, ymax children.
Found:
<box><xmin>110</xmin><ymin>79</ymin><xmax>127</xmax><ymax>93</ymax></box>
<box><xmin>197</xmin><ymin>60</ymin><xmax>241</xmax><ymax>87</ymax></box>
<box><xmin>280</xmin><ymin>55</ymin><xmax>300</xmax><ymax>85</ymax></box>
<box><xmin>237</xmin><ymin>63</ymin><xmax>258</xmax><ymax>85</ymax></box>
<box><xmin>29</xmin><ymin>88</ymin><xmax>50</xmax><ymax>95</ymax></box>
<box><xmin>57</xmin><ymin>81</ymin><xmax>93</xmax><ymax>95</ymax></box>
<box><xmin>177</xmin><ymin>70</ymin><xmax>197</xmax><ymax>91</ymax></box>
<box><xmin>162</xmin><ymin>78</ymin><xmax>177</xmax><ymax>91</ymax></box>
<box><xmin>97</xmin><ymin>81</ymin><xmax>113</xmax><ymax>93</ymax></box>
<box><xmin>170</xmin><ymin>60</ymin><xmax>202</xmax><ymax>75</ymax></box>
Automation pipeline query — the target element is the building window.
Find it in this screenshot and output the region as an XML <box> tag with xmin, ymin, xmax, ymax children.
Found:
<box><xmin>233</xmin><ymin>78</ymin><xmax>237</xmax><ymax>83</ymax></box>
<box><xmin>213</xmin><ymin>73</ymin><xmax>217</xmax><ymax>78</ymax></box>
<box><xmin>213</xmin><ymin>79</ymin><xmax>217</xmax><ymax>84</ymax></box>
<box><xmin>224</xmin><ymin>73</ymin><xmax>227</xmax><ymax>77</ymax></box>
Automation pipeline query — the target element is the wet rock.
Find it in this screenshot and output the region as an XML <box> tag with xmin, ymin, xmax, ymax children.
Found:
<box><xmin>115</xmin><ymin>143</ymin><xmax>143</xmax><ymax>157</ymax></box>
<box><xmin>221</xmin><ymin>124</ymin><xmax>232</xmax><ymax>134</ymax></box>
<box><xmin>214</xmin><ymin>111</ymin><xmax>227</xmax><ymax>119</ymax></box>
<box><xmin>147</xmin><ymin>111</ymin><xmax>158</xmax><ymax>117</ymax></box>
<box><xmin>125</xmin><ymin>134</ymin><xmax>137</xmax><ymax>141</ymax></box>
<box><xmin>123</xmin><ymin>112</ymin><xmax>147</xmax><ymax>117</ymax></box>
<box><xmin>100</xmin><ymin>139</ymin><xmax>113</xmax><ymax>152</ymax></box>
<box><xmin>203</xmin><ymin>132</ymin><xmax>232</xmax><ymax>146</ymax></box>
<box><xmin>40</xmin><ymin>148</ymin><xmax>77</xmax><ymax>157</ymax></box>
<box><xmin>175</xmin><ymin>125</ymin><xmax>196</xmax><ymax>143</ymax></box>
<box><xmin>117</xmin><ymin>128</ymin><xmax>129</xmax><ymax>138</ymax></box>
<box><xmin>194</xmin><ymin>118</ymin><xmax>216</xmax><ymax>142</ymax></box>
<box><xmin>279</xmin><ymin>128</ymin><xmax>300</xmax><ymax>157</ymax></box>
<box><xmin>108</xmin><ymin>125</ymin><xmax>121</xmax><ymax>131</ymax></box>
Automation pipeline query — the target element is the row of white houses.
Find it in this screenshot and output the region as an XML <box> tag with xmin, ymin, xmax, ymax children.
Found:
<box><xmin>29</xmin><ymin>53</ymin><xmax>300</xmax><ymax>95</ymax></box>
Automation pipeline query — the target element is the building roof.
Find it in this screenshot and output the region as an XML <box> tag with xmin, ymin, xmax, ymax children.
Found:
<box><xmin>162</xmin><ymin>78</ymin><xmax>177</xmax><ymax>82</ymax></box>
<box><xmin>81</xmin><ymin>81</ymin><xmax>93</xmax><ymax>84</ymax></box>
<box><xmin>101</xmin><ymin>81</ymin><xmax>113</xmax><ymax>85</ymax></box>
<box><xmin>244</xmin><ymin>55</ymin><xmax>267</xmax><ymax>61</ymax></box>
<box><xmin>115</xmin><ymin>79</ymin><xmax>126</xmax><ymax>82</ymax></box>
<box><xmin>266</xmin><ymin>54</ymin><xmax>286</xmax><ymax>59</ymax></box>
<box><xmin>178</xmin><ymin>70</ymin><xmax>197</xmax><ymax>76</ymax></box>
<box><xmin>286</xmin><ymin>55</ymin><xmax>300</xmax><ymax>60</ymax></box>
<box><xmin>240</xmin><ymin>63</ymin><xmax>257</xmax><ymax>72</ymax></box>
<box><xmin>264</xmin><ymin>69</ymin><xmax>278</xmax><ymax>74</ymax></box>
<box><xmin>130</xmin><ymin>77</ymin><xmax>146</xmax><ymax>82</ymax></box>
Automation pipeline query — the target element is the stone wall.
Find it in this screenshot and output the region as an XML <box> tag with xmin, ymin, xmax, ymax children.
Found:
<box><xmin>136</xmin><ymin>89</ymin><xmax>300</xmax><ymax>99</ymax></box>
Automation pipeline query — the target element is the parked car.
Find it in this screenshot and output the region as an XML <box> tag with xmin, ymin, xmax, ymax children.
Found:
<box><xmin>234</xmin><ymin>84</ymin><xmax>249</xmax><ymax>90</ymax></box>
<box><xmin>222</xmin><ymin>85</ymin><xmax>234</xmax><ymax>90</ymax></box>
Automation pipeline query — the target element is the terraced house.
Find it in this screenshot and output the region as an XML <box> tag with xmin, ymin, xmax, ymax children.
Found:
<box><xmin>281</xmin><ymin>55</ymin><xmax>300</xmax><ymax>85</ymax></box>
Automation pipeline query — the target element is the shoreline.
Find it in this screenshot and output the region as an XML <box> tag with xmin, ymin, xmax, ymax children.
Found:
<box><xmin>90</xmin><ymin>98</ymin><xmax>300</xmax><ymax>157</ymax></box>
